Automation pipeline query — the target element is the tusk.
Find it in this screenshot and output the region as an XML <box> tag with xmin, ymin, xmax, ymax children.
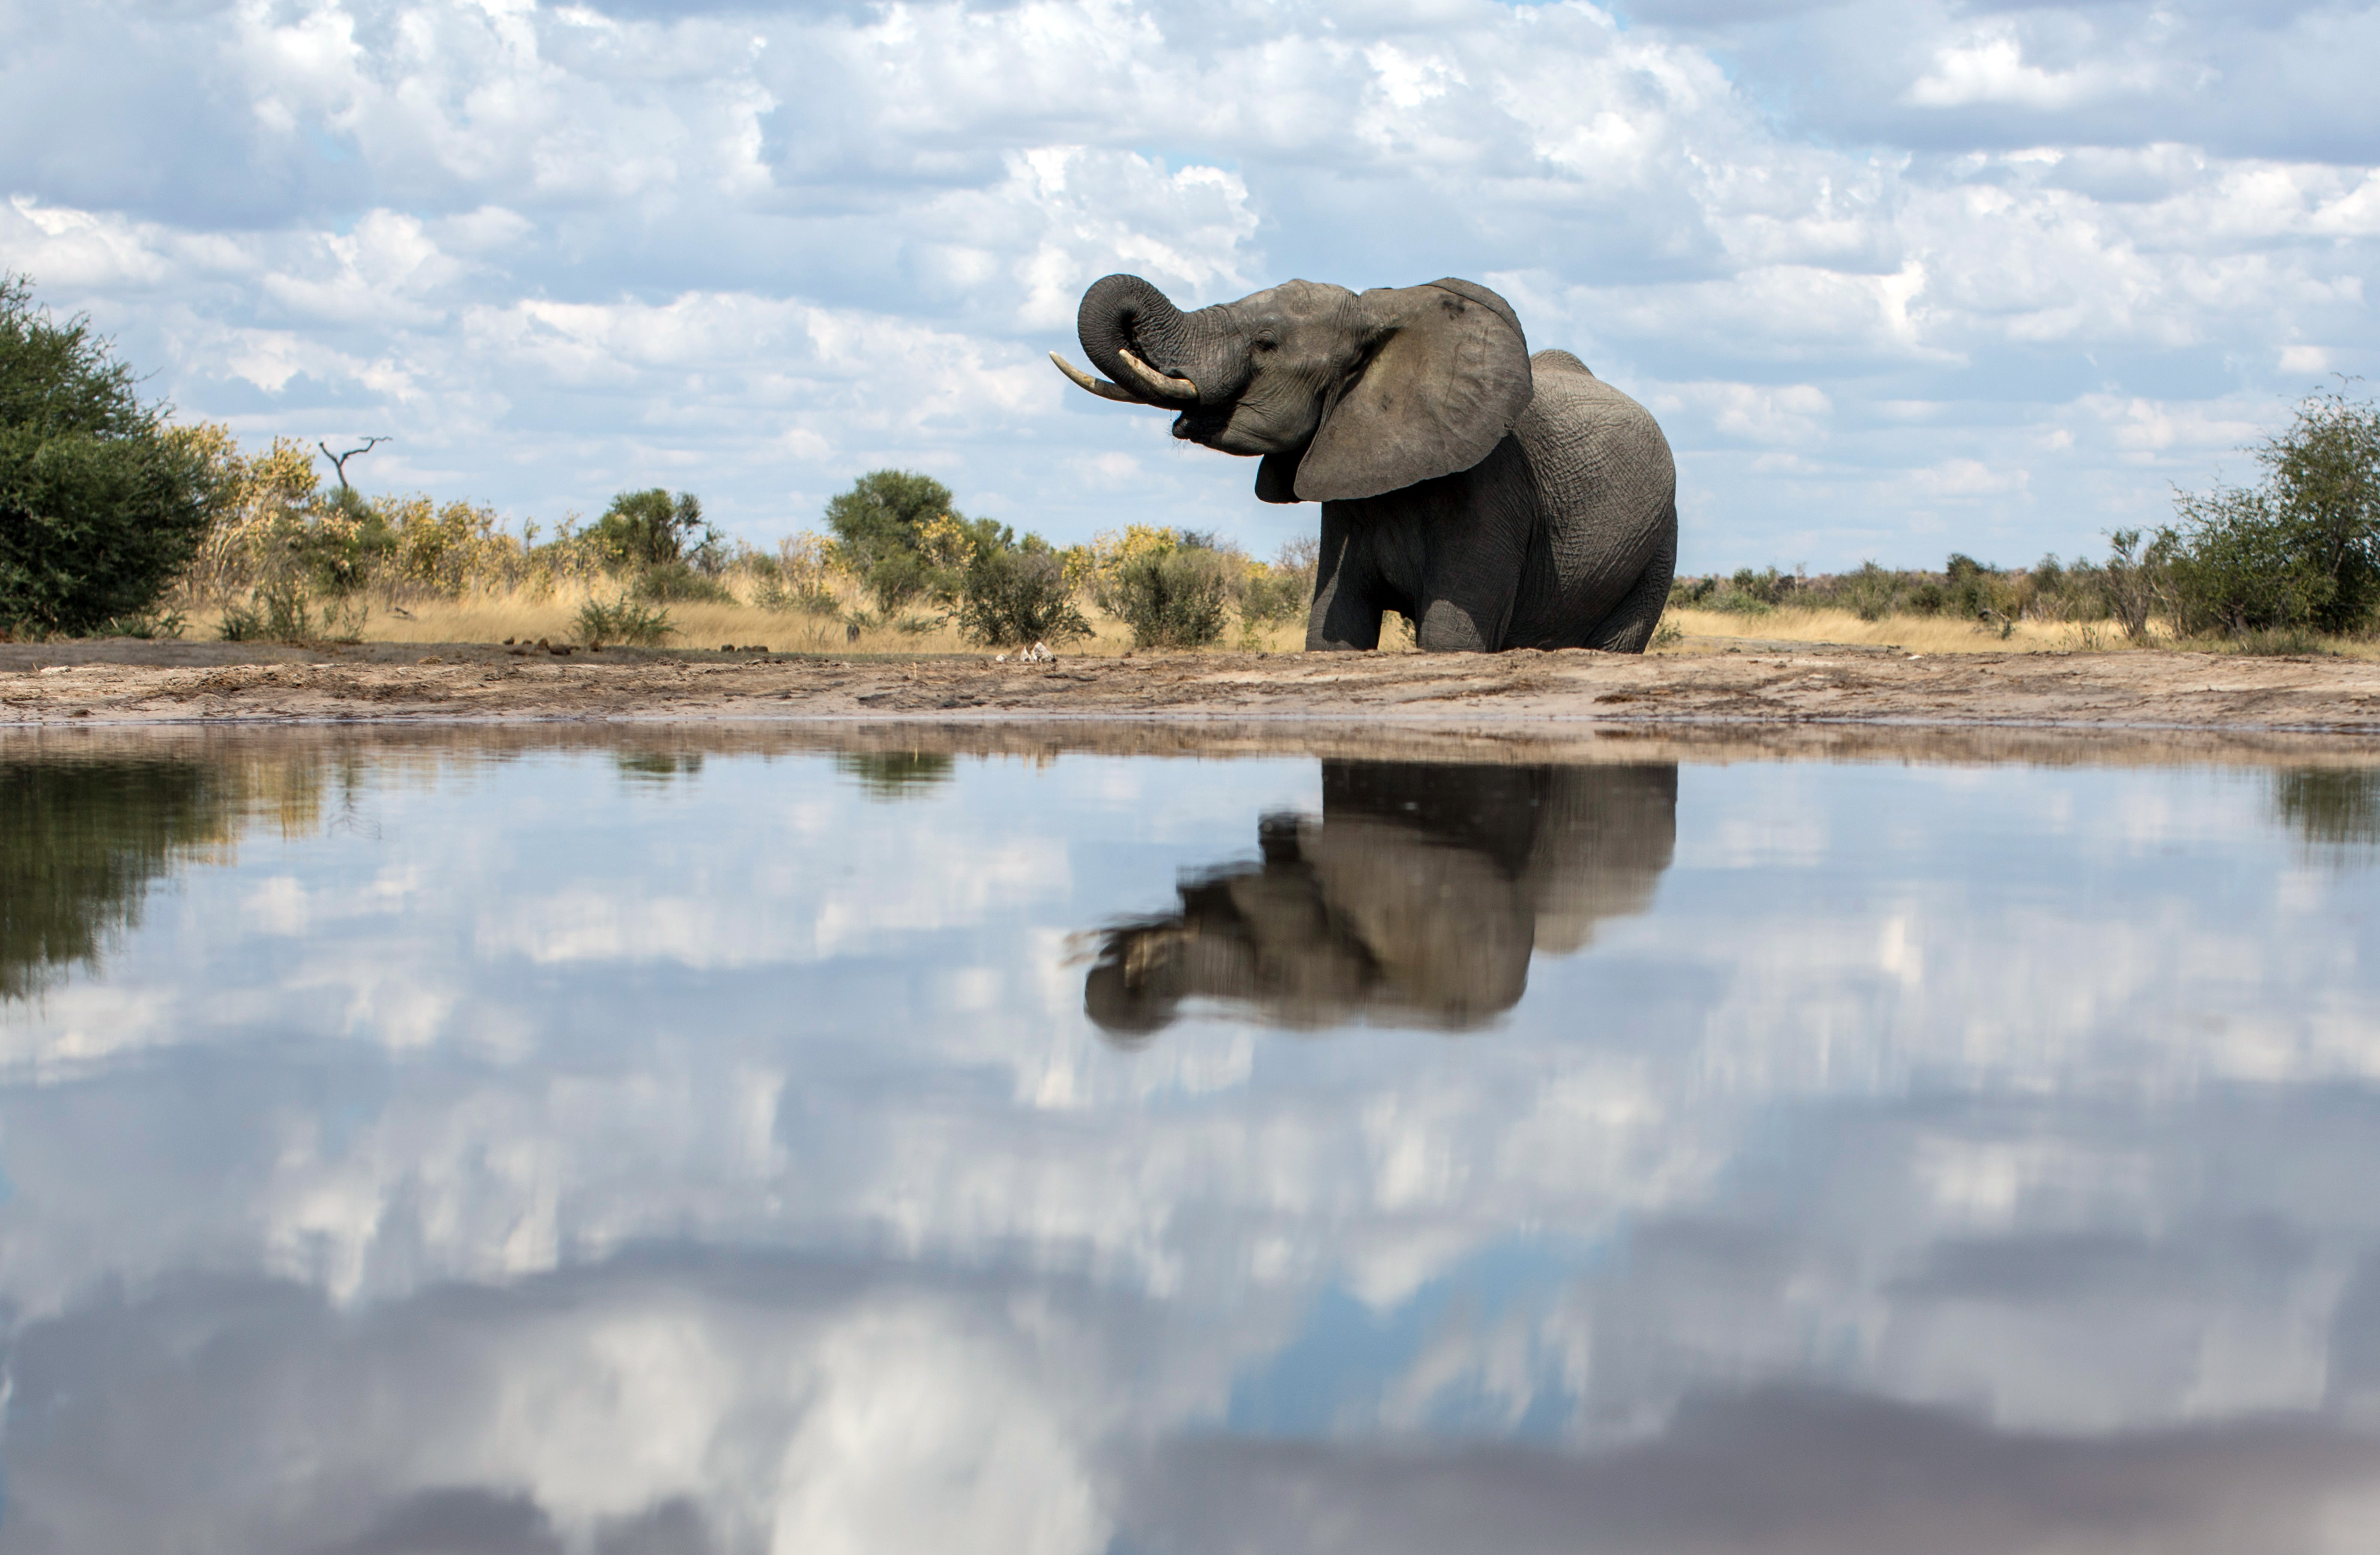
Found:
<box><xmin>1116</xmin><ymin>347</ymin><xmax>1199</xmax><ymax>402</ymax></box>
<box><xmin>1049</xmin><ymin>352</ymin><xmax>1141</xmax><ymax>402</ymax></box>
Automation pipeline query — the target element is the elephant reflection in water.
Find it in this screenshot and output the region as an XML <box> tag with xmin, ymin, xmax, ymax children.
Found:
<box><xmin>1086</xmin><ymin>762</ymin><xmax>1676</xmax><ymax>1037</ymax></box>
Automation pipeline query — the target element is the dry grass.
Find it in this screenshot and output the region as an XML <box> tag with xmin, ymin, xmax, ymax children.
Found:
<box><xmin>192</xmin><ymin>586</ymin><xmax>2325</xmax><ymax>661</ymax></box>
<box><xmin>176</xmin><ymin>582</ymin><xmax>1318</xmax><ymax>658</ymax></box>
<box><xmin>1656</xmin><ymin>606</ymin><xmax>2168</xmax><ymax>655</ymax></box>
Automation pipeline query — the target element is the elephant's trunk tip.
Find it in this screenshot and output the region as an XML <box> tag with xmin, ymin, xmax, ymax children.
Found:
<box><xmin>1078</xmin><ymin>273</ymin><xmax>1198</xmax><ymax>400</ymax></box>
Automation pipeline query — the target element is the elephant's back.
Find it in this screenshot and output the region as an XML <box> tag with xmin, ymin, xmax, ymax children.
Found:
<box><xmin>1522</xmin><ymin>353</ymin><xmax>1676</xmax><ymax>520</ymax></box>
<box><xmin>1503</xmin><ymin>354</ymin><xmax>1677</xmax><ymax>647</ymax></box>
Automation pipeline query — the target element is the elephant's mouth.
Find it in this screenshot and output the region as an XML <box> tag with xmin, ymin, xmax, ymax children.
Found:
<box><xmin>1172</xmin><ymin>404</ymin><xmax>1291</xmax><ymax>458</ymax></box>
<box><xmin>1169</xmin><ymin>405</ymin><xmax>1236</xmax><ymax>446</ymax></box>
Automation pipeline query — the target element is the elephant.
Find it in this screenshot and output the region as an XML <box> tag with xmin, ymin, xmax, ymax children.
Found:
<box><xmin>1051</xmin><ymin>273</ymin><xmax>1678</xmax><ymax>653</ymax></box>
<box><xmin>1083</xmin><ymin>760</ymin><xmax>1677</xmax><ymax>1038</ymax></box>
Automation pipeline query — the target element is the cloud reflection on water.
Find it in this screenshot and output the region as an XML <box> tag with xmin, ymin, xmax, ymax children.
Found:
<box><xmin>1</xmin><ymin>738</ymin><xmax>2378</xmax><ymax>1551</ymax></box>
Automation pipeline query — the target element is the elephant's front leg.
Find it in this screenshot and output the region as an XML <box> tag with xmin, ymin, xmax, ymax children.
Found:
<box><xmin>1306</xmin><ymin>502</ymin><xmax>1383</xmax><ymax>650</ymax></box>
<box><xmin>1411</xmin><ymin>450</ymin><xmax>1530</xmax><ymax>652</ymax></box>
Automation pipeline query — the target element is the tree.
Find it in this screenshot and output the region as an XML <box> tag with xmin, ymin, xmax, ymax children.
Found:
<box><xmin>823</xmin><ymin>468</ymin><xmax>1011</xmax><ymax>611</ymax></box>
<box><xmin>591</xmin><ymin>488</ymin><xmax>713</xmax><ymax>570</ymax></box>
<box><xmin>2164</xmin><ymin>384</ymin><xmax>2380</xmax><ymax>636</ymax></box>
<box><xmin>824</xmin><ymin>469</ymin><xmax>954</xmax><ymax>573</ymax></box>
<box><xmin>0</xmin><ymin>273</ymin><xmax>221</xmax><ymax>635</ymax></box>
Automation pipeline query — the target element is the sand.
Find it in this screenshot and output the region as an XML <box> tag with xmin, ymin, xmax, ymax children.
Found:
<box><xmin>6</xmin><ymin>633</ymin><xmax>2380</xmax><ymax>740</ymax></box>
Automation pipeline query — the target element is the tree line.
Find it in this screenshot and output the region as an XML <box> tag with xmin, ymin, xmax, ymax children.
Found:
<box><xmin>7</xmin><ymin>268</ymin><xmax>2376</xmax><ymax>652</ymax></box>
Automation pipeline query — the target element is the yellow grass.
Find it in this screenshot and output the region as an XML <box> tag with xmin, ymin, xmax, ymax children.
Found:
<box><xmin>1657</xmin><ymin>606</ymin><xmax>2160</xmax><ymax>654</ymax></box>
<box><xmin>192</xmin><ymin>584</ymin><xmax>2325</xmax><ymax>661</ymax></box>
<box><xmin>178</xmin><ymin>581</ymin><xmax>1318</xmax><ymax>658</ymax></box>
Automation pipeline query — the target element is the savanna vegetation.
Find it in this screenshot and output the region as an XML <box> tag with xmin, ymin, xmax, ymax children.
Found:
<box><xmin>0</xmin><ymin>276</ymin><xmax>1321</xmax><ymax>653</ymax></box>
<box><xmin>7</xmin><ymin>267</ymin><xmax>2375</xmax><ymax>657</ymax></box>
<box><xmin>1668</xmin><ymin>383</ymin><xmax>2380</xmax><ymax>656</ymax></box>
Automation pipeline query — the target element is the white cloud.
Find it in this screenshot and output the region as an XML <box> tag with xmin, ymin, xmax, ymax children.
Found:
<box><xmin>0</xmin><ymin>0</ymin><xmax>2373</xmax><ymax>565</ymax></box>
<box><xmin>1906</xmin><ymin>27</ymin><xmax>2151</xmax><ymax>112</ymax></box>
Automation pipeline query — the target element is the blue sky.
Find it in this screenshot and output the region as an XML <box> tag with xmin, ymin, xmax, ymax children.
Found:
<box><xmin>3</xmin><ymin>0</ymin><xmax>2375</xmax><ymax>571</ymax></box>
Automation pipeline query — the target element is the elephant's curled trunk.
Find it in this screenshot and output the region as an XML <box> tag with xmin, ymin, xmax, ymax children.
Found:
<box><xmin>1077</xmin><ymin>274</ymin><xmax>1201</xmax><ymax>403</ymax></box>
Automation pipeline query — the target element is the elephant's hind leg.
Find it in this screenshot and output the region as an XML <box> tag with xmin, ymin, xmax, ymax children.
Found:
<box><xmin>1582</xmin><ymin>505</ymin><xmax>1676</xmax><ymax>655</ymax></box>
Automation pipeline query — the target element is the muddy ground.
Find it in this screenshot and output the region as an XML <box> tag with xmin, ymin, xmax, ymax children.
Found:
<box><xmin>7</xmin><ymin>635</ymin><xmax>2380</xmax><ymax>736</ymax></box>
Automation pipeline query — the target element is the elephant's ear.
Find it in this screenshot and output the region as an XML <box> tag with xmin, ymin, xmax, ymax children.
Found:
<box><xmin>1294</xmin><ymin>279</ymin><xmax>1533</xmax><ymax>503</ymax></box>
<box><xmin>1253</xmin><ymin>452</ymin><xmax>1302</xmax><ymax>504</ymax></box>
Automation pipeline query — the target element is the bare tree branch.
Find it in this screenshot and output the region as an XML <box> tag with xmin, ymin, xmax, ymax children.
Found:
<box><xmin>319</xmin><ymin>436</ymin><xmax>390</xmax><ymax>492</ymax></box>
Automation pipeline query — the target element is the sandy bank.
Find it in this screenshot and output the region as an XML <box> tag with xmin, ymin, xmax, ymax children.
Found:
<box><xmin>7</xmin><ymin>635</ymin><xmax>2380</xmax><ymax>739</ymax></box>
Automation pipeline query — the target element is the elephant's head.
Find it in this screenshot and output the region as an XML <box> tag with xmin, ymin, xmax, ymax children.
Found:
<box><xmin>1051</xmin><ymin>274</ymin><xmax>1536</xmax><ymax>504</ymax></box>
<box><xmin>1083</xmin><ymin>760</ymin><xmax>1677</xmax><ymax>1040</ymax></box>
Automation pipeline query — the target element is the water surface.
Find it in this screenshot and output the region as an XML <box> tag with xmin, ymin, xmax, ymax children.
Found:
<box><xmin>5</xmin><ymin>729</ymin><xmax>2380</xmax><ymax>1553</ymax></box>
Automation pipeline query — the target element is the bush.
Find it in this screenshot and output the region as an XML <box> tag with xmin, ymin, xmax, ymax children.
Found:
<box><xmin>575</xmin><ymin>594</ymin><xmax>673</xmax><ymax>647</ymax></box>
<box><xmin>633</xmin><ymin>560</ymin><xmax>734</xmax><ymax>604</ymax></box>
<box><xmin>957</xmin><ymin>549</ymin><xmax>1091</xmax><ymax>647</ymax></box>
<box><xmin>592</xmin><ymin>489</ymin><xmax>718</xmax><ymax>571</ymax></box>
<box><xmin>219</xmin><ymin>583</ymin><xmax>360</xmax><ymax>644</ymax></box>
<box><xmin>1241</xmin><ymin>538</ymin><xmax>1316</xmax><ymax>628</ymax></box>
<box><xmin>291</xmin><ymin>483</ymin><xmax>395</xmax><ymax>598</ymax></box>
<box><xmin>1106</xmin><ymin>548</ymin><xmax>1233</xmax><ymax>649</ymax></box>
<box><xmin>755</xmin><ymin>572</ymin><xmax>841</xmax><ymax>616</ymax></box>
<box><xmin>2161</xmin><ymin>386</ymin><xmax>2380</xmax><ymax>637</ymax></box>
<box><xmin>858</xmin><ymin>547</ymin><xmax>936</xmax><ymax>613</ymax></box>
<box><xmin>825</xmin><ymin>469</ymin><xmax>1014</xmax><ymax>612</ymax></box>
<box><xmin>0</xmin><ymin>274</ymin><xmax>222</xmax><ymax>636</ymax></box>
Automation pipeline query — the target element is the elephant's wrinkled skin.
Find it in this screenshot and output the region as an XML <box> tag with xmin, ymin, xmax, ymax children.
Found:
<box><xmin>1083</xmin><ymin>761</ymin><xmax>1678</xmax><ymax>1038</ymax></box>
<box><xmin>1055</xmin><ymin>274</ymin><xmax>1678</xmax><ymax>652</ymax></box>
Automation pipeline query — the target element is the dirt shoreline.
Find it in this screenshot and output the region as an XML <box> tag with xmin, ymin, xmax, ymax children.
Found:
<box><xmin>8</xmin><ymin>636</ymin><xmax>2380</xmax><ymax>741</ymax></box>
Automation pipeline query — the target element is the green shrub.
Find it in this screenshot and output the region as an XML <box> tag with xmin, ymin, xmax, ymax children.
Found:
<box><xmin>294</xmin><ymin>483</ymin><xmax>395</xmax><ymax>598</ymax></box>
<box><xmin>825</xmin><ymin>469</ymin><xmax>1014</xmax><ymax>612</ymax></box>
<box><xmin>633</xmin><ymin>560</ymin><xmax>733</xmax><ymax>604</ymax></box>
<box><xmin>860</xmin><ymin>547</ymin><xmax>935</xmax><ymax>613</ymax></box>
<box><xmin>1106</xmin><ymin>548</ymin><xmax>1233</xmax><ymax>649</ymax></box>
<box><xmin>0</xmin><ymin>274</ymin><xmax>222</xmax><ymax>637</ymax></box>
<box><xmin>755</xmin><ymin>574</ymin><xmax>841</xmax><ymax>616</ymax></box>
<box><xmin>2160</xmin><ymin>387</ymin><xmax>2380</xmax><ymax>637</ymax></box>
<box><xmin>957</xmin><ymin>548</ymin><xmax>1091</xmax><ymax>647</ymax></box>
<box><xmin>2104</xmin><ymin>529</ymin><xmax>2164</xmax><ymax>640</ymax></box>
<box><xmin>1238</xmin><ymin>538</ymin><xmax>1318</xmax><ymax>635</ymax></box>
<box><xmin>575</xmin><ymin>594</ymin><xmax>673</xmax><ymax>647</ymax></box>
<box><xmin>1241</xmin><ymin>568</ymin><xmax>1308</xmax><ymax>626</ymax></box>
<box><xmin>94</xmin><ymin>610</ymin><xmax>184</xmax><ymax>640</ymax></box>
<box><xmin>592</xmin><ymin>488</ymin><xmax>718</xmax><ymax>571</ymax></box>
<box><xmin>219</xmin><ymin>582</ymin><xmax>362</xmax><ymax>643</ymax></box>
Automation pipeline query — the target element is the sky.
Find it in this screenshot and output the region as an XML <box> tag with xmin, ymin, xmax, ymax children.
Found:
<box><xmin>1</xmin><ymin>0</ymin><xmax>2376</xmax><ymax>572</ymax></box>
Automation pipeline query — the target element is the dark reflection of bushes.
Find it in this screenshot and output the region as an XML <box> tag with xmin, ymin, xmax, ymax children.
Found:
<box><xmin>2272</xmin><ymin>769</ymin><xmax>2380</xmax><ymax>853</ymax></box>
<box><xmin>0</xmin><ymin>759</ymin><xmax>241</xmax><ymax>999</ymax></box>
<box><xmin>834</xmin><ymin>751</ymin><xmax>955</xmax><ymax>799</ymax></box>
<box><xmin>614</xmin><ymin>751</ymin><xmax>706</xmax><ymax>786</ymax></box>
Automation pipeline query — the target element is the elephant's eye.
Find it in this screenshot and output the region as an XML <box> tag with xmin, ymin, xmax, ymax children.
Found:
<box><xmin>1254</xmin><ymin>338</ymin><xmax>1277</xmax><ymax>353</ymax></box>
